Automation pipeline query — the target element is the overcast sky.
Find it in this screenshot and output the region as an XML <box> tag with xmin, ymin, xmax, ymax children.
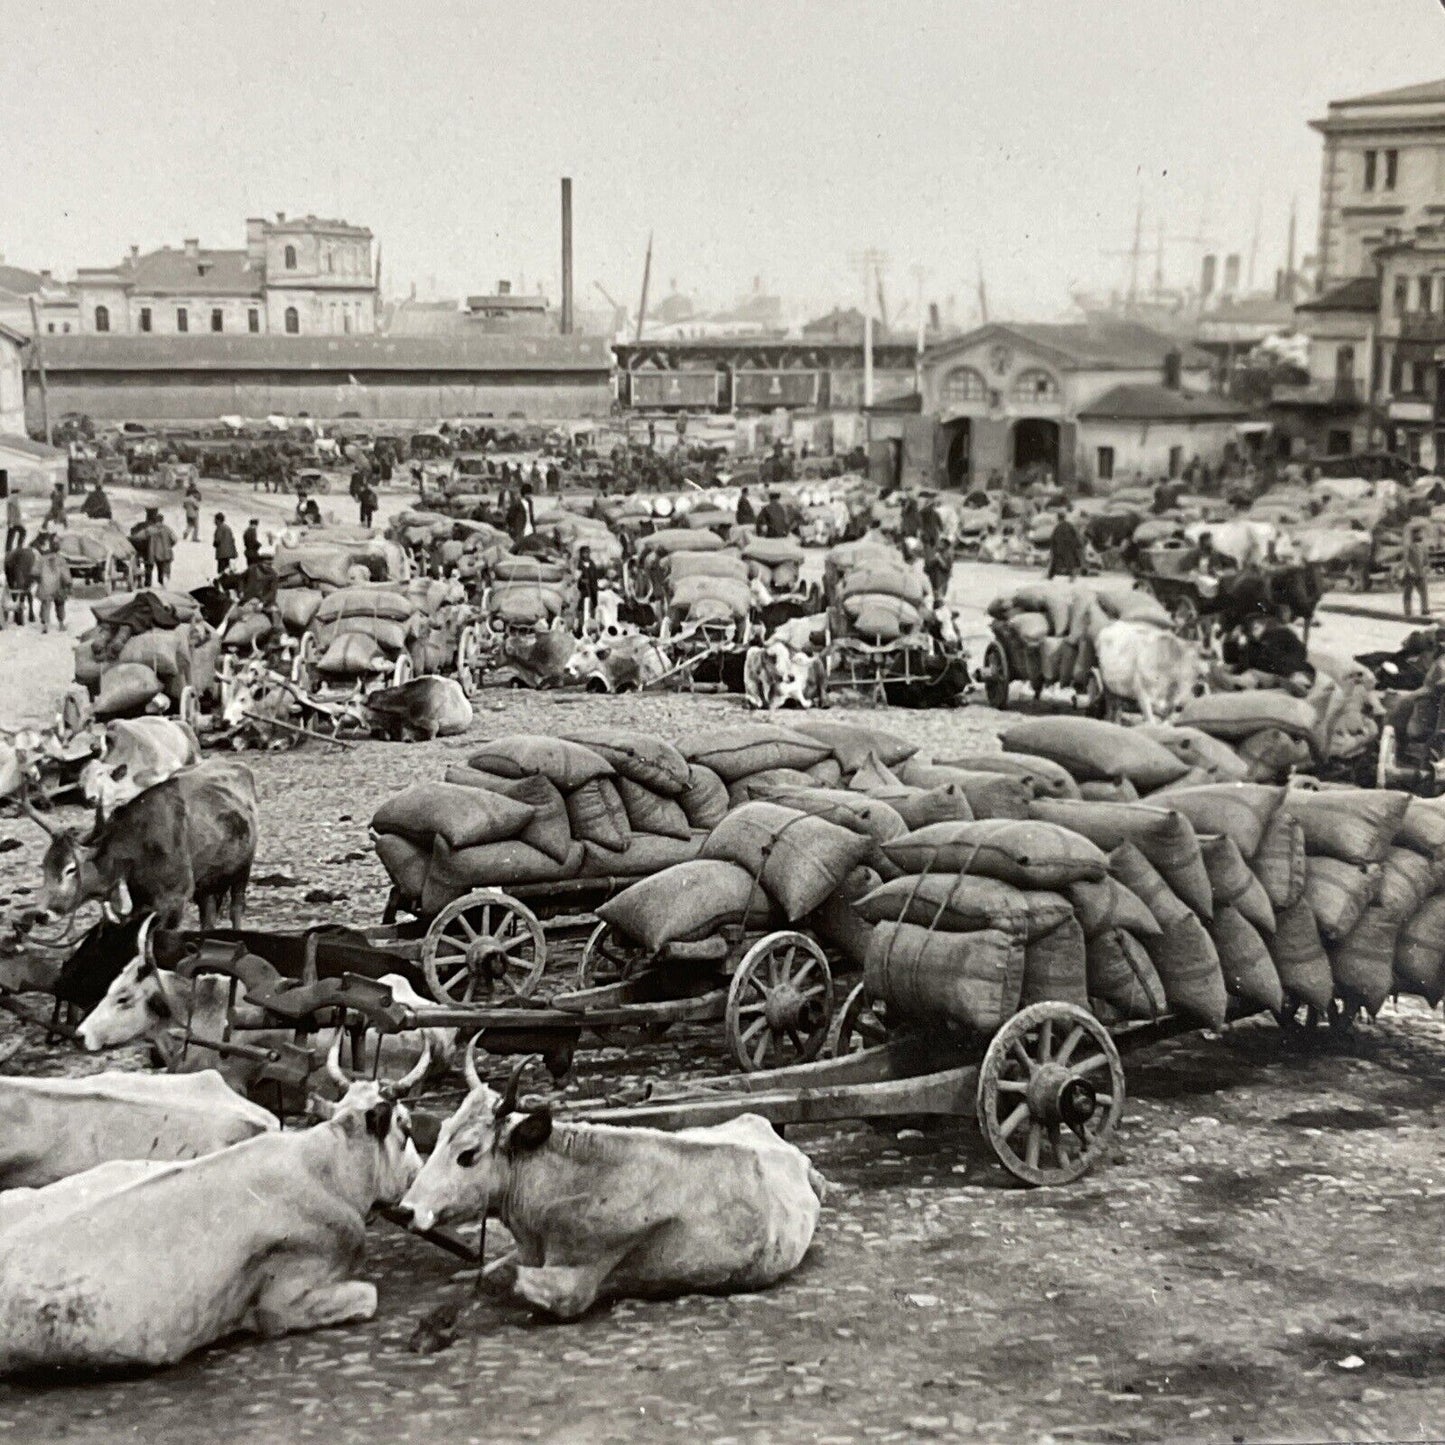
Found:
<box><xmin>6</xmin><ymin>0</ymin><xmax>1443</xmax><ymax>324</ymax></box>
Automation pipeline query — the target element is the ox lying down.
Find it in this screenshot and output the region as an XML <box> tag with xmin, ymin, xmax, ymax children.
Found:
<box><xmin>0</xmin><ymin>1081</ymin><xmax>419</xmax><ymax>1374</ymax></box>
<box><xmin>399</xmin><ymin>1048</ymin><xmax>826</xmax><ymax>1320</ymax></box>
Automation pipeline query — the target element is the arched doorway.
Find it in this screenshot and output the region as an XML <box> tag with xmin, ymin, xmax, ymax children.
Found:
<box><xmin>1013</xmin><ymin>418</ymin><xmax>1060</xmax><ymax>476</ymax></box>
<box><xmin>942</xmin><ymin>419</ymin><xmax>972</xmax><ymax>488</ymax></box>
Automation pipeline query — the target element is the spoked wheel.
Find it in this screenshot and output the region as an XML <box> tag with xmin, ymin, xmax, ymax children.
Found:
<box><xmin>977</xmin><ymin>1002</ymin><xmax>1125</xmax><ymax>1186</ymax></box>
<box><xmin>1376</xmin><ymin>724</ymin><xmax>1398</xmax><ymax>791</ymax></box>
<box><xmin>980</xmin><ymin>640</ymin><xmax>1009</xmax><ymax>709</ymax></box>
<box><xmin>455</xmin><ymin>624</ymin><xmax>482</xmax><ymax>696</ymax></box>
<box><xmin>290</xmin><ymin>633</ymin><xmax>314</xmax><ymax>685</ymax></box>
<box><xmin>825</xmin><ymin>981</ymin><xmax>888</xmax><ymax>1057</ymax></box>
<box><xmin>421</xmin><ymin>889</ymin><xmax>546</xmax><ymax>1004</ymax></box>
<box><xmin>576</xmin><ymin>921</ymin><xmax>668</xmax><ymax>1045</ymax></box>
<box><xmin>177</xmin><ymin>685</ymin><xmax>200</xmax><ymax>732</ymax></box>
<box><xmin>725</xmin><ymin>931</ymin><xmax>834</xmax><ymax>1073</ymax></box>
<box><xmin>1171</xmin><ymin>594</ymin><xmax>1201</xmax><ymax>642</ymax></box>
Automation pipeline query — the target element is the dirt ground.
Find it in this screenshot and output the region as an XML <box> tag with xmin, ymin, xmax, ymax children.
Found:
<box><xmin>1</xmin><ymin>485</ymin><xmax>1443</xmax><ymax>1443</ymax></box>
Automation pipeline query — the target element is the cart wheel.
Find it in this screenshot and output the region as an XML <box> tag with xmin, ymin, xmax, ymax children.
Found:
<box><xmin>59</xmin><ymin>685</ymin><xmax>91</xmax><ymax>740</ymax></box>
<box><xmin>1376</xmin><ymin>724</ymin><xmax>1397</xmax><ymax>791</ymax></box>
<box><xmin>421</xmin><ymin>889</ymin><xmax>546</xmax><ymax>1004</ymax></box>
<box><xmin>977</xmin><ymin>1001</ymin><xmax>1125</xmax><ymax>1187</ymax></box>
<box><xmin>725</xmin><ymin>931</ymin><xmax>834</xmax><ymax>1073</ymax></box>
<box><xmin>291</xmin><ymin>632</ymin><xmax>314</xmax><ymax>684</ymax></box>
<box><xmin>1171</xmin><ymin>594</ymin><xmax>1201</xmax><ymax>641</ymax></box>
<box><xmin>456</xmin><ymin>624</ymin><xmax>480</xmax><ymax>696</ymax></box>
<box><xmin>981</xmin><ymin>640</ymin><xmax>1009</xmax><ymax>709</ymax></box>
<box><xmin>577</xmin><ymin>921</ymin><xmax>669</xmax><ymax>1045</ymax></box>
<box><xmin>177</xmin><ymin>685</ymin><xmax>200</xmax><ymax>732</ymax></box>
<box><xmin>825</xmin><ymin>982</ymin><xmax>888</xmax><ymax>1057</ymax></box>
<box><xmin>392</xmin><ymin>651</ymin><xmax>414</xmax><ymax>687</ymax></box>
<box><xmin>103</xmin><ymin>554</ymin><xmax>117</xmax><ymax>592</ymax></box>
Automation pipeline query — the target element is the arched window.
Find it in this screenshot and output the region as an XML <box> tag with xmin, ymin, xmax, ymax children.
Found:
<box><xmin>941</xmin><ymin>366</ymin><xmax>988</xmax><ymax>405</ymax></box>
<box><xmin>284</xmin><ymin>245</ymin><xmax>297</xmax><ymax>270</ymax></box>
<box><xmin>94</xmin><ymin>304</ymin><xmax>110</xmax><ymax>333</ymax></box>
<box><xmin>284</xmin><ymin>306</ymin><xmax>299</xmax><ymax>334</ymax></box>
<box><xmin>1012</xmin><ymin>368</ymin><xmax>1059</xmax><ymax>403</ymax></box>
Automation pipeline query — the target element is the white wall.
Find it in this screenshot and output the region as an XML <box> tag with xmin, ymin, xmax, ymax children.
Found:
<box><xmin>1077</xmin><ymin>417</ymin><xmax>1240</xmax><ymax>490</ymax></box>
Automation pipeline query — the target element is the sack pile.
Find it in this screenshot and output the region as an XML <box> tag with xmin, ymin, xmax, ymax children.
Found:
<box><xmin>75</xmin><ymin>590</ymin><xmax>219</xmax><ymax>716</ymax></box>
<box><xmin>742</xmin><ymin>536</ymin><xmax>806</xmax><ymax>595</ymax></box>
<box><xmin>487</xmin><ymin>557</ymin><xmax>575</xmax><ymax>629</ymax></box>
<box><xmin>664</xmin><ymin>550</ymin><xmax>751</xmax><ymax>628</ymax></box>
<box><xmin>828</xmin><ymin>543</ymin><xmax>929</xmax><ymax>644</ymax></box>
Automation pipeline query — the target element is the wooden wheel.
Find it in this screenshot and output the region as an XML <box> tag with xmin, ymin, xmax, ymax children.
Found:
<box><xmin>577</xmin><ymin>921</ymin><xmax>668</xmax><ymax>1045</ymax></box>
<box><xmin>1171</xmin><ymin>593</ymin><xmax>1201</xmax><ymax>641</ymax></box>
<box><xmin>177</xmin><ymin>685</ymin><xmax>200</xmax><ymax>732</ymax></box>
<box><xmin>725</xmin><ymin>931</ymin><xmax>834</xmax><ymax>1073</ymax></box>
<box><xmin>977</xmin><ymin>1002</ymin><xmax>1125</xmax><ymax>1187</ymax></box>
<box><xmin>392</xmin><ymin>650</ymin><xmax>414</xmax><ymax>687</ymax></box>
<box><xmin>1376</xmin><ymin>724</ymin><xmax>1398</xmax><ymax>791</ymax></box>
<box><xmin>825</xmin><ymin>982</ymin><xmax>888</xmax><ymax>1057</ymax></box>
<box><xmin>455</xmin><ymin>624</ymin><xmax>481</xmax><ymax>695</ymax></box>
<box><xmin>421</xmin><ymin>889</ymin><xmax>546</xmax><ymax>1004</ymax></box>
<box><xmin>981</xmin><ymin>640</ymin><xmax>1009</xmax><ymax>709</ymax></box>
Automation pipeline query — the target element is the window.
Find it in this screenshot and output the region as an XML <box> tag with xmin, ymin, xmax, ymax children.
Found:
<box><xmin>176</xmin><ymin>307</ymin><xmax>188</xmax><ymax>333</ymax></box>
<box><xmin>94</xmin><ymin>305</ymin><xmax>109</xmax><ymax>332</ymax></box>
<box><xmin>1168</xmin><ymin>445</ymin><xmax>1184</xmax><ymax>479</ymax></box>
<box><xmin>1391</xmin><ymin>353</ymin><xmax>1403</xmax><ymax>393</ymax></box>
<box><xmin>211</xmin><ymin>308</ymin><xmax>223</xmax><ymax>333</ymax></box>
<box><xmin>1012</xmin><ymin>368</ymin><xmax>1059</xmax><ymax>403</ymax></box>
<box><xmin>941</xmin><ymin>367</ymin><xmax>988</xmax><ymax>405</ymax></box>
<box><xmin>284</xmin><ymin>245</ymin><xmax>297</xmax><ymax>270</ymax></box>
<box><xmin>1364</xmin><ymin>149</ymin><xmax>1378</xmax><ymax>190</ymax></box>
<box><xmin>139</xmin><ymin>306</ymin><xmax>152</xmax><ymax>332</ymax></box>
<box><xmin>248</xmin><ymin>308</ymin><xmax>260</xmax><ymax>333</ymax></box>
<box><xmin>1386</xmin><ymin>148</ymin><xmax>1399</xmax><ymax>190</ymax></box>
<box><xmin>1327</xmin><ymin>429</ymin><xmax>1352</xmax><ymax>455</ymax></box>
<box><xmin>284</xmin><ymin>306</ymin><xmax>299</xmax><ymax>334</ymax></box>
<box><xmin>62</xmin><ymin>323</ymin><xmax>69</xmax><ymax>333</ymax></box>
<box><xmin>1420</xmin><ymin>276</ymin><xmax>1434</xmax><ymax>312</ymax></box>
<box><xmin>342</xmin><ymin>310</ymin><xmax>352</xmax><ymax>333</ymax></box>
<box><xmin>1395</xmin><ymin>276</ymin><xmax>1410</xmax><ymax>314</ymax></box>
<box><xmin>46</xmin><ymin>323</ymin><xmax>54</xmax><ymax>334</ymax></box>
<box><xmin>1096</xmin><ymin>446</ymin><xmax>1115</xmax><ymax>482</ymax></box>
<box><xmin>324</xmin><ymin>251</ymin><xmax>334</xmax><ymax>274</ymax></box>
<box><xmin>1335</xmin><ymin>345</ymin><xmax>1355</xmax><ymax>388</ymax></box>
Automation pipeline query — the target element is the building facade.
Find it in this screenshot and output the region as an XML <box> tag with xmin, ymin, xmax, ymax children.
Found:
<box><xmin>73</xmin><ymin>215</ymin><xmax>376</xmax><ymax>338</ymax></box>
<box><xmin>0</xmin><ymin>265</ymin><xmax>80</xmax><ymax>337</ymax></box>
<box><xmin>0</xmin><ymin>324</ymin><xmax>28</xmax><ymax>435</ymax></box>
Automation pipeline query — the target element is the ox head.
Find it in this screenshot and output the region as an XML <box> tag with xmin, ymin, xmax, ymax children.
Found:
<box><xmin>398</xmin><ymin>1043</ymin><xmax>551</xmax><ymax>1231</ymax></box>
<box><xmin>78</xmin><ymin>920</ymin><xmax>175</xmax><ymax>1051</ymax></box>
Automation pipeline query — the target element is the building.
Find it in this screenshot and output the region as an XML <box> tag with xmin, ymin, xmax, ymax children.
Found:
<box><xmin>907</xmin><ymin>320</ymin><xmax>1227</xmax><ymax>490</ymax></box>
<box><xmin>1273</xmin><ymin>275</ymin><xmax>1378</xmax><ymax>456</ymax></box>
<box><xmin>0</xmin><ymin>432</ymin><xmax>68</xmax><ymax>497</ymax></box>
<box><xmin>0</xmin><ymin>323</ymin><xmax>29</xmax><ymax>434</ymax></box>
<box><xmin>22</xmin><ymin>333</ymin><xmax>611</xmax><ymax>424</ymax></box>
<box><xmin>1310</xmin><ymin>78</ymin><xmax>1445</xmax><ymax>293</ymax></box>
<box><xmin>73</xmin><ymin>214</ymin><xmax>377</xmax><ymax>338</ymax></box>
<box><xmin>383</xmin><ymin>283</ymin><xmax>555</xmax><ymax>337</ymax></box>
<box><xmin>1371</xmin><ymin>223</ymin><xmax>1445</xmax><ymax>467</ymax></box>
<box><xmin>0</xmin><ymin>264</ymin><xmax>80</xmax><ymax>336</ymax></box>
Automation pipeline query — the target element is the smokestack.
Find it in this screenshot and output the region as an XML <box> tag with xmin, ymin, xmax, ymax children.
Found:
<box><xmin>1223</xmin><ymin>253</ymin><xmax>1241</xmax><ymax>294</ymax></box>
<box><xmin>1200</xmin><ymin>254</ymin><xmax>1217</xmax><ymax>301</ymax></box>
<box><xmin>560</xmin><ymin>177</ymin><xmax>574</xmax><ymax>336</ymax></box>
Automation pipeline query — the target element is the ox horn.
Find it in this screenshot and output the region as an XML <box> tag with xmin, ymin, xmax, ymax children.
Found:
<box><xmin>381</xmin><ymin>1035</ymin><xmax>433</xmax><ymax>1100</ymax></box>
<box><xmin>135</xmin><ymin>912</ymin><xmax>158</xmax><ymax>969</ymax></box>
<box><xmin>15</xmin><ymin>778</ymin><xmax>59</xmax><ymax>838</ymax></box>
<box><xmin>462</xmin><ymin>1032</ymin><xmax>484</xmax><ymax>1093</ymax></box>
<box><xmin>496</xmin><ymin>1055</ymin><xmax>533</xmax><ymax>1118</ymax></box>
<box><xmin>325</xmin><ymin>1029</ymin><xmax>353</xmax><ymax>1091</ymax></box>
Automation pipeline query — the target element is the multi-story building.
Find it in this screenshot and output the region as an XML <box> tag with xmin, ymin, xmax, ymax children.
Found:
<box><xmin>0</xmin><ymin>264</ymin><xmax>80</xmax><ymax>336</ymax></box>
<box><xmin>73</xmin><ymin>214</ymin><xmax>376</xmax><ymax>338</ymax></box>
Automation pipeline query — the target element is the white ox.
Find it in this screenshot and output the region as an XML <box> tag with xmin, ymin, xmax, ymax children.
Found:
<box><xmin>0</xmin><ymin>1081</ymin><xmax>420</xmax><ymax>1372</ymax></box>
<box><xmin>1095</xmin><ymin>619</ymin><xmax>1207</xmax><ymax>724</ymax></box>
<box><xmin>1183</xmin><ymin>519</ymin><xmax>1291</xmax><ymax>568</ymax></box>
<box><xmin>80</xmin><ymin>717</ymin><xmax>201</xmax><ymax>821</ymax></box>
<box><xmin>0</xmin><ymin>1070</ymin><xmax>277</xmax><ymax>1191</ymax></box>
<box><xmin>564</xmin><ymin>632</ymin><xmax>668</xmax><ymax>692</ymax></box>
<box><xmin>399</xmin><ymin>1050</ymin><xmax>825</xmax><ymax>1320</ymax></box>
<box><xmin>743</xmin><ymin>640</ymin><xmax>826</xmax><ymax>710</ymax></box>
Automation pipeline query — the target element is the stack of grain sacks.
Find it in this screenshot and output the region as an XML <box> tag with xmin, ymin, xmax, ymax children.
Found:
<box><xmin>74</xmin><ymin>590</ymin><xmax>220</xmax><ymax>718</ymax></box>
<box><xmin>486</xmin><ymin>556</ymin><xmax>575</xmax><ymax>630</ymax></box>
<box><xmin>827</xmin><ymin>541</ymin><xmax>930</xmax><ymax>645</ymax></box>
<box><xmin>663</xmin><ymin>551</ymin><xmax>751</xmax><ymax>632</ymax></box>
<box><xmin>742</xmin><ymin>536</ymin><xmax>807</xmax><ymax>597</ymax></box>
<box><xmin>308</xmin><ymin>584</ymin><xmax>427</xmax><ymax>680</ymax></box>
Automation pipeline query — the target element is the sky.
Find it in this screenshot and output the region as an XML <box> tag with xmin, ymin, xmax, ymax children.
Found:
<box><xmin>5</xmin><ymin>0</ymin><xmax>1444</xmax><ymax>326</ymax></box>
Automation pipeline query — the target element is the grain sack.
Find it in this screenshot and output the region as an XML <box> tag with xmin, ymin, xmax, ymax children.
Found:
<box><xmin>1135</xmin><ymin>723</ymin><xmax>1250</xmax><ymax>782</ymax></box>
<box><xmin>1020</xmin><ymin>915</ymin><xmax>1089</xmax><ymax>1009</ymax></box>
<box><xmin>1378</xmin><ymin>847</ymin><xmax>1435</xmax><ymax>923</ymax></box>
<box><xmin>1250</xmin><ymin>809</ymin><xmax>1307</xmax><ymax>911</ymax></box>
<box><xmin>895</xmin><ymin>762</ymin><xmax>1031</xmax><ymax>819</ymax></box>
<box><xmin>422</xmin><ymin>837</ymin><xmax>584</xmax><ymax>915</ymax></box>
<box><xmin>119</xmin><ymin>626</ymin><xmax>191</xmax><ymax>680</ymax></box>
<box><xmin>870</xmin><ymin>784</ymin><xmax>975</xmax><ymax>831</ymax></box>
<box><xmin>786</xmin><ymin>716</ymin><xmax>917</xmax><ymax>772</ymax></box>
<box><xmin>808</xmin><ymin>865</ymin><xmax>880</xmax><ymax>970</ymax></box>
<box><xmin>670</xmin><ymin>574</ymin><xmax>751</xmax><ymax>620</ymax></box>
<box><xmin>558</xmin><ymin>729</ymin><xmax>690</xmax><ymax>796</ymax></box>
<box><xmin>614</xmin><ymin>776</ymin><xmax>693</xmax><ymax>841</ymax></box>
<box><xmin>758</xmin><ymin>787</ymin><xmax>909</xmax><ymax>846</ymax></box>
<box><xmin>855</xmin><ymin>873</ymin><xmax>1072</xmax><ymax>940</ymax></box>
<box><xmin>842</xmin><ymin>594</ymin><xmax>922</xmax><ymax>643</ymax></box>
<box><xmin>1198</xmin><ymin>835</ymin><xmax>1275</xmax><ymax>935</ymax></box>
<box><xmin>1303</xmin><ymin>856</ymin><xmax>1377</xmax><ymax>942</ymax></box>
<box><xmin>1108</xmin><ymin>843</ymin><xmax>1227</xmax><ymax>1028</ymax></box>
<box><xmin>314</xmin><ymin>587</ymin><xmax>414</xmax><ymax>624</ymax></box>
<box><xmin>1150</xmin><ymin>784</ymin><xmax>1285</xmax><ymax>860</ymax></box>
<box><xmin>371</xmin><ymin>782</ymin><xmax>536</xmax><ymax>851</ymax></box>
<box><xmin>702</xmin><ymin>802</ymin><xmax>872</xmax><ymax>921</ymax></box>
<box><xmin>311</xmin><ymin>615</ymin><xmax>411</xmax><ymax>654</ymax></box>
<box><xmin>1001</xmin><ymin>717</ymin><xmax>1188</xmax><ymax>792</ymax></box>
<box><xmin>678</xmin><ymin>764</ymin><xmax>729</xmax><ymax>830</ymax></box>
<box><xmin>883</xmin><ymin>819</ymin><xmax>1109</xmax><ymax>889</ymax></box>
<box><xmin>95</xmin><ymin>663</ymin><xmax>162</xmax><ymax>718</ymax></box>
<box><xmin>1394</xmin><ymin>895</ymin><xmax>1445</xmax><ymax>1002</ymax></box>
<box><xmin>839</xmin><ymin>564</ymin><xmax>929</xmax><ymax>607</ymax></box>
<box><xmin>1009</xmin><ymin>611</ymin><xmax>1050</xmax><ymax>645</ymax></box>
<box><xmin>442</xmin><ymin>768</ymin><xmax>575</xmax><ymax>865</ymax></box>
<box><xmin>1176</xmin><ymin>691</ymin><xmax>1323</xmax><ymax>756</ymax></box>
<box><xmin>1066</xmin><ymin>876</ymin><xmax>1161</xmax><ymax>940</ymax></box>
<box><xmin>315</xmin><ymin>633</ymin><xmax>386</xmax><ymax>676</ymax></box>
<box><xmin>864</xmin><ymin>921</ymin><xmax>1026</xmax><ymax>1033</ymax></box>
<box><xmin>1330</xmin><ymin>905</ymin><xmax>1397</xmax><ymax>1014</ymax></box>
<box><xmin>1395</xmin><ymin>798</ymin><xmax>1445</xmax><ymax>864</ymax></box>
<box><xmin>1028</xmin><ymin>800</ymin><xmax>1213</xmax><ymax>920</ymax></box>
<box><xmin>729</xmin><ymin>768</ymin><xmax>818</xmax><ymax>807</ymax></box>
<box><xmin>596</xmin><ymin>859</ymin><xmax>772</xmax><ymax>952</ymax></box>
<box><xmin>1210</xmin><ymin>905</ymin><xmax>1283</xmax><ymax>1014</ymax></box>
<box><xmin>580</xmin><ymin>832</ymin><xmax>704</xmax><ymax>878</ymax></box>
<box><xmin>1270</xmin><ymin>898</ymin><xmax>1334</xmax><ymax>1011</ymax></box>
<box><xmin>849</xmin><ymin>751</ymin><xmax>904</xmax><ymax>792</ymax></box>
<box><xmin>566</xmin><ymin>777</ymin><xmax>632</xmax><ymax>853</ymax></box>
<box><xmin>468</xmin><ymin>736</ymin><xmax>613</xmax><ymax>791</ymax></box>
<box><xmin>374</xmin><ymin>833</ymin><xmax>430</xmax><ymax>905</ymax></box>
<box><xmin>220</xmin><ymin>612</ymin><xmax>272</xmax><ymax>651</ymax></box>
<box><xmin>801</xmin><ymin>757</ymin><xmax>841</xmax><ymax>787</ymax></box>
<box><xmin>935</xmin><ymin>751</ymin><xmax>1082</xmax><ymax>800</ymax></box>
<box><xmin>1077</xmin><ymin>778</ymin><xmax>1139</xmax><ymax>803</ymax></box>
<box><xmin>666</xmin><ymin>551</ymin><xmax>748</xmax><ymax>584</ymax></box>
<box><xmin>1236</xmin><ymin>727</ymin><xmax>1312</xmax><ymax>783</ymax></box>
<box><xmin>1087</xmin><ymin>928</ymin><xmax>1167</xmax><ymax>1021</ymax></box>
<box><xmin>1283</xmin><ymin>788</ymin><xmax>1410</xmax><ymax>868</ymax></box>
<box><xmin>683</xmin><ymin>725</ymin><xmax>831</xmax><ymax>783</ymax></box>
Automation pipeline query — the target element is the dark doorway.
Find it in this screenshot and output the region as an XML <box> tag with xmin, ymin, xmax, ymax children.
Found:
<box><xmin>1012</xmin><ymin>418</ymin><xmax>1060</xmax><ymax>475</ymax></box>
<box><xmin>943</xmin><ymin>419</ymin><xmax>972</xmax><ymax>488</ymax></box>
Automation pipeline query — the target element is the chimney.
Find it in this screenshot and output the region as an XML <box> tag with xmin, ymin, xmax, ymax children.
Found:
<box><xmin>39</xmin><ymin>269</ymin><xmax>52</xmax><ymax>284</ymax></box>
<box><xmin>245</xmin><ymin>217</ymin><xmax>266</xmax><ymax>264</ymax></box>
<box><xmin>129</xmin><ymin>244</ymin><xmax>140</xmax><ymax>264</ymax></box>
<box><xmin>1200</xmin><ymin>253</ymin><xmax>1217</xmax><ymax>300</ymax></box>
<box><xmin>1223</xmin><ymin>253</ymin><xmax>1241</xmax><ymax>293</ymax></box>
<box><xmin>928</xmin><ymin>301</ymin><xmax>940</xmax><ymax>332</ymax></box>
<box><xmin>1163</xmin><ymin>348</ymin><xmax>1183</xmax><ymax>390</ymax></box>
<box><xmin>560</xmin><ymin>177</ymin><xmax>574</xmax><ymax>336</ymax></box>
<box><xmin>498</xmin><ymin>279</ymin><xmax>511</xmax><ymax>295</ymax></box>
<box><xmin>276</xmin><ymin>211</ymin><xmax>286</xmax><ymax>223</ymax></box>
<box><xmin>183</xmin><ymin>237</ymin><xmax>200</xmax><ymax>259</ymax></box>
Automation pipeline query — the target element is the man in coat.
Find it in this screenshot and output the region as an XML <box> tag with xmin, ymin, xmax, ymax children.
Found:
<box><xmin>214</xmin><ymin>513</ymin><xmax>238</xmax><ymax>577</ymax></box>
<box><xmin>243</xmin><ymin>518</ymin><xmax>263</xmax><ymax>568</ymax></box>
<box><xmin>34</xmin><ymin>533</ymin><xmax>72</xmax><ymax>634</ymax></box>
<box><xmin>147</xmin><ymin>509</ymin><xmax>177</xmax><ymax>588</ymax></box>
<box><xmin>1046</xmin><ymin>508</ymin><xmax>1084</xmax><ymax>581</ymax></box>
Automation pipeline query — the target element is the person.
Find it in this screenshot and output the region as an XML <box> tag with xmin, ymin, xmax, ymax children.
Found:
<box><xmin>214</xmin><ymin>512</ymin><xmax>237</xmax><ymax>576</ymax></box>
<box><xmin>736</xmin><ymin>487</ymin><xmax>756</xmax><ymax>526</ymax></box>
<box><xmin>919</xmin><ymin>493</ymin><xmax>946</xmax><ymax>551</ymax></box>
<box><xmin>758</xmin><ymin>489</ymin><xmax>789</xmax><ymax>540</ymax></box>
<box><xmin>899</xmin><ymin>491</ymin><xmax>921</xmax><ymax>541</ymax></box>
<box><xmin>243</xmin><ymin>518</ymin><xmax>263</xmax><ymax>567</ymax></box>
<box><xmin>148</xmin><ymin>509</ymin><xmax>177</xmax><ymax>588</ymax></box>
<box><xmin>923</xmin><ymin>537</ymin><xmax>954</xmax><ymax>608</ymax></box>
<box><xmin>1046</xmin><ymin>508</ymin><xmax>1084</xmax><ymax>581</ymax></box>
<box><xmin>182</xmin><ymin>485</ymin><xmax>201</xmax><ymax>540</ymax></box>
<box><xmin>5</xmin><ymin>492</ymin><xmax>23</xmax><ymax>552</ymax></box>
<box><xmin>1402</xmin><ymin>523</ymin><xmax>1431</xmax><ymax>618</ymax></box>
<box><xmin>1223</xmin><ymin>613</ymin><xmax>1314</xmax><ymax>693</ymax></box>
<box><xmin>358</xmin><ymin>481</ymin><xmax>377</xmax><ymax>528</ymax></box>
<box><xmin>82</xmin><ymin>481</ymin><xmax>112</xmax><ymax>521</ymax></box>
<box><xmin>577</xmin><ymin>545</ymin><xmax>600</xmax><ymax>629</ymax></box>
<box><xmin>46</xmin><ymin>482</ymin><xmax>66</xmax><ymax>528</ymax></box>
<box><xmin>505</xmin><ymin>489</ymin><xmax>528</xmax><ymax>545</ymax></box>
<box><xmin>34</xmin><ymin>534</ymin><xmax>71</xmax><ymax>635</ymax></box>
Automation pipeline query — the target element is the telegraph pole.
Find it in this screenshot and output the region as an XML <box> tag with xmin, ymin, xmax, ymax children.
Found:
<box><xmin>850</xmin><ymin>249</ymin><xmax>888</xmax><ymax>407</ymax></box>
<box><xmin>634</xmin><ymin>233</ymin><xmax>653</xmax><ymax>345</ymax></box>
<box><xmin>910</xmin><ymin>263</ymin><xmax>927</xmax><ymax>393</ymax></box>
<box><xmin>28</xmin><ymin>297</ymin><xmax>50</xmax><ymax>445</ymax></box>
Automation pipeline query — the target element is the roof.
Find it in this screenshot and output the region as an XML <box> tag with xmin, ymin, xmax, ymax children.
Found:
<box><xmin>1332</xmin><ymin>78</ymin><xmax>1445</xmax><ymax>109</ymax></box>
<box><xmin>926</xmin><ymin>320</ymin><xmax>1213</xmax><ymax>373</ymax></box>
<box><xmin>91</xmin><ymin>247</ymin><xmax>265</xmax><ymax>298</ymax></box>
<box><xmin>30</xmin><ymin>333</ymin><xmax>613</xmax><ymax>375</ymax></box>
<box><xmin>1198</xmin><ymin>295</ymin><xmax>1298</xmax><ymax>326</ymax></box>
<box><xmin>0</xmin><ymin>433</ymin><xmax>65</xmax><ymax>460</ymax></box>
<box><xmin>264</xmin><ymin>215</ymin><xmax>370</xmax><ymax>236</ymax></box>
<box><xmin>1296</xmin><ymin>276</ymin><xmax>1381</xmax><ymax>314</ymax></box>
<box><xmin>0</xmin><ymin>265</ymin><xmax>48</xmax><ymax>297</ymax></box>
<box><xmin>1077</xmin><ymin>384</ymin><xmax>1250</xmax><ymax>422</ymax></box>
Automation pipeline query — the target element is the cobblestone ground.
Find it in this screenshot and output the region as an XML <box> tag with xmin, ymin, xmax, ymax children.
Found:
<box><xmin>1</xmin><ymin>510</ymin><xmax>1442</xmax><ymax>1443</ymax></box>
